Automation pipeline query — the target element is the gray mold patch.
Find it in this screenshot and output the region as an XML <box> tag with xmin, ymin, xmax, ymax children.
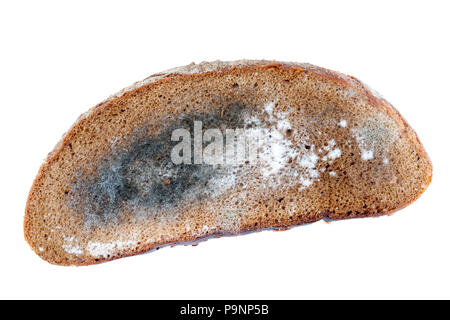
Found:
<box><xmin>70</xmin><ymin>102</ymin><xmax>250</xmax><ymax>226</ymax></box>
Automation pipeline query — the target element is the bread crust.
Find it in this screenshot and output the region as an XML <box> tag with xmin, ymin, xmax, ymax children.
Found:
<box><xmin>24</xmin><ymin>60</ymin><xmax>432</xmax><ymax>266</ymax></box>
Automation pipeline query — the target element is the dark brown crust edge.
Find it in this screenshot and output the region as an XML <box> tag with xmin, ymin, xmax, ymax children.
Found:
<box><xmin>24</xmin><ymin>60</ymin><xmax>433</xmax><ymax>266</ymax></box>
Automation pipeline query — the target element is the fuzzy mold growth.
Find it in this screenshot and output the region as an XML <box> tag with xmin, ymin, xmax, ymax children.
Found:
<box><xmin>69</xmin><ymin>102</ymin><xmax>253</xmax><ymax>226</ymax></box>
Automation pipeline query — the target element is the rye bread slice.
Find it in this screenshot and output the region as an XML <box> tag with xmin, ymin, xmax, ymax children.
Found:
<box><xmin>24</xmin><ymin>60</ymin><xmax>432</xmax><ymax>266</ymax></box>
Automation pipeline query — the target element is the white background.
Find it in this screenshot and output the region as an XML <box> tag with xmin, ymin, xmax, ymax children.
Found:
<box><xmin>1</xmin><ymin>0</ymin><xmax>449</xmax><ymax>299</ymax></box>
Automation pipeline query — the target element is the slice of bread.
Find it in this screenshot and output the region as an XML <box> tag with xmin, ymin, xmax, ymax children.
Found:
<box><xmin>24</xmin><ymin>60</ymin><xmax>432</xmax><ymax>266</ymax></box>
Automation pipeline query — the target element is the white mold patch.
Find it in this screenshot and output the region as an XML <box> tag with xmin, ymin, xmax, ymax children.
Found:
<box><xmin>87</xmin><ymin>240</ymin><xmax>137</xmax><ymax>258</ymax></box>
<box><xmin>260</xmin><ymin>128</ymin><xmax>297</xmax><ymax>177</ymax></box>
<box><xmin>254</xmin><ymin>102</ymin><xmax>347</xmax><ymax>191</ymax></box>
<box><xmin>361</xmin><ymin>149</ymin><xmax>374</xmax><ymax>161</ymax></box>
<box><xmin>338</xmin><ymin>119</ymin><xmax>347</xmax><ymax>128</ymax></box>
<box><xmin>62</xmin><ymin>236</ymin><xmax>83</xmax><ymax>255</ymax></box>
<box><xmin>251</xmin><ymin>102</ymin><xmax>298</xmax><ymax>178</ymax></box>
<box><xmin>327</xmin><ymin>148</ymin><xmax>342</xmax><ymax>160</ymax></box>
<box><xmin>344</xmin><ymin>89</ymin><xmax>357</xmax><ymax>98</ymax></box>
<box><xmin>353</xmin><ymin>131</ymin><xmax>374</xmax><ymax>161</ymax></box>
<box><xmin>352</xmin><ymin>116</ymin><xmax>398</xmax><ymax>162</ymax></box>
<box><xmin>362</xmin><ymin>81</ymin><xmax>384</xmax><ymax>100</ymax></box>
<box><xmin>321</xmin><ymin>140</ymin><xmax>342</xmax><ymax>162</ymax></box>
<box><xmin>297</xmin><ymin>148</ymin><xmax>320</xmax><ymax>188</ymax></box>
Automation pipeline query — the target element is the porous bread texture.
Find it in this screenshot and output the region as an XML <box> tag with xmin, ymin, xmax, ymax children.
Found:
<box><xmin>24</xmin><ymin>60</ymin><xmax>432</xmax><ymax>266</ymax></box>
